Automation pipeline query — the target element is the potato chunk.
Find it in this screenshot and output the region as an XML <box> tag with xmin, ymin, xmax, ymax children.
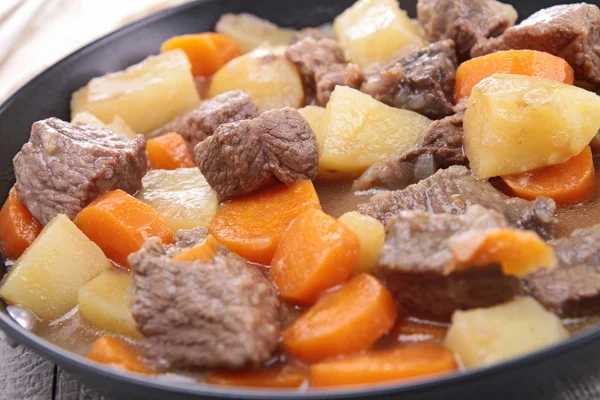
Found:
<box><xmin>72</xmin><ymin>112</ymin><xmax>137</xmax><ymax>138</ymax></box>
<box><xmin>338</xmin><ymin>212</ymin><xmax>385</xmax><ymax>274</ymax></box>
<box><xmin>0</xmin><ymin>215</ymin><xmax>111</xmax><ymax>321</ymax></box>
<box><xmin>208</xmin><ymin>47</ymin><xmax>304</xmax><ymax>113</ymax></box>
<box><xmin>137</xmin><ymin>168</ymin><xmax>219</xmax><ymax>231</ymax></box>
<box><xmin>334</xmin><ymin>0</ymin><xmax>425</xmax><ymax>67</ymax></box>
<box><xmin>78</xmin><ymin>268</ymin><xmax>141</xmax><ymax>339</ymax></box>
<box><xmin>298</xmin><ymin>106</ymin><xmax>326</xmax><ymax>154</ymax></box>
<box><xmin>319</xmin><ymin>86</ymin><xmax>431</xmax><ymax>179</ymax></box>
<box><xmin>445</xmin><ymin>297</ymin><xmax>569</xmax><ymax>368</ymax></box>
<box><xmin>464</xmin><ymin>74</ymin><xmax>600</xmax><ymax>179</ymax></box>
<box><xmin>215</xmin><ymin>13</ymin><xmax>297</xmax><ymax>53</ymax></box>
<box><xmin>71</xmin><ymin>50</ymin><xmax>200</xmax><ymax>135</ymax></box>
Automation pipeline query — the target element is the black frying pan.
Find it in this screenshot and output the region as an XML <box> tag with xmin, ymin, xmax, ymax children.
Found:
<box><xmin>0</xmin><ymin>0</ymin><xmax>597</xmax><ymax>399</ymax></box>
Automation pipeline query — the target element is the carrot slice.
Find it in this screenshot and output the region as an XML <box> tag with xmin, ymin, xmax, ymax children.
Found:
<box><xmin>206</xmin><ymin>364</ymin><xmax>307</xmax><ymax>388</ymax></box>
<box><xmin>74</xmin><ymin>190</ymin><xmax>174</xmax><ymax>269</ymax></box>
<box><xmin>172</xmin><ymin>234</ymin><xmax>219</xmax><ymax>262</ymax></box>
<box><xmin>283</xmin><ymin>273</ymin><xmax>398</xmax><ymax>363</ymax></box>
<box><xmin>449</xmin><ymin>228</ymin><xmax>556</xmax><ymax>277</ymax></box>
<box><xmin>161</xmin><ymin>32</ymin><xmax>242</xmax><ymax>77</ymax></box>
<box><xmin>455</xmin><ymin>50</ymin><xmax>575</xmax><ymax>101</ymax></box>
<box><xmin>310</xmin><ymin>343</ymin><xmax>457</xmax><ymax>387</ymax></box>
<box><xmin>0</xmin><ymin>188</ymin><xmax>41</xmax><ymax>260</ymax></box>
<box><xmin>88</xmin><ymin>336</ymin><xmax>152</xmax><ymax>374</ymax></box>
<box><xmin>146</xmin><ymin>132</ymin><xmax>195</xmax><ymax>170</ymax></box>
<box><xmin>209</xmin><ymin>180</ymin><xmax>321</xmax><ymax>265</ymax></box>
<box><xmin>270</xmin><ymin>208</ymin><xmax>360</xmax><ymax>304</ymax></box>
<box><xmin>502</xmin><ymin>146</ymin><xmax>596</xmax><ymax>205</ymax></box>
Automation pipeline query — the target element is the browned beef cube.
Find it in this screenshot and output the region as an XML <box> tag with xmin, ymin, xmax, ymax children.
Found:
<box><xmin>290</xmin><ymin>28</ymin><xmax>329</xmax><ymax>44</ymax></box>
<box><xmin>149</xmin><ymin>90</ymin><xmax>259</xmax><ymax>147</ymax></box>
<box><xmin>13</xmin><ymin>118</ymin><xmax>146</xmax><ymax>225</ymax></box>
<box><xmin>524</xmin><ymin>225</ymin><xmax>600</xmax><ymax>317</ymax></box>
<box><xmin>358</xmin><ymin>166</ymin><xmax>557</xmax><ymax>238</ymax></box>
<box><xmin>195</xmin><ymin>108</ymin><xmax>318</xmax><ymax>200</ymax></box>
<box><xmin>129</xmin><ymin>232</ymin><xmax>280</xmax><ymax>370</ymax></box>
<box><xmin>379</xmin><ymin>206</ymin><xmax>521</xmax><ymax>321</ymax></box>
<box><xmin>285</xmin><ymin>37</ymin><xmax>347</xmax><ymax>106</ymax></box>
<box><xmin>360</xmin><ymin>40</ymin><xmax>458</xmax><ymax>120</ymax></box>
<box><xmin>471</xmin><ymin>4</ymin><xmax>600</xmax><ymax>84</ymax></box>
<box><xmin>417</xmin><ymin>0</ymin><xmax>517</xmax><ymax>57</ymax></box>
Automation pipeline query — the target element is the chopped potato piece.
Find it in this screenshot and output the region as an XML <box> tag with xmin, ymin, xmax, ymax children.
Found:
<box><xmin>338</xmin><ymin>211</ymin><xmax>385</xmax><ymax>274</ymax></box>
<box><xmin>72</xmin><ymin>112</ymin><xmax>137</xmax><ymax>138</ymax></box>
<box><xmin>78</xmin><ymin>269</ymin><xmax>141</xmax><ymax>339</ymax></box>
<box><xmin>0</xmin><ymin>215</ymin><xmax>111</xmax><ymax>321</ymax></box>
<box><xmin>209</xmin><ymin>47</ymin><xmax>304</xmax><ymax>113</ymax></box>
<box><xmin>334</xmin><ymin>0</ymin><xmax>424</xmax><ymax>67</ymax></box>
<box><xmin>445</xmin><ymin>297</ymin><xmax>569</xmax><ymax>368</ymax></box>
<box><xmin>71</xmin><ymin>50</ymin><xmax>200</xmax><ymax>135</ymax></box>
<box><xmin>318</xmin><ymin>86</ymin><xmax>431</xmax><ymax>179</ymax></box>
<box><xmin>464</xmin><ymin>74</ymin><xmax>600</xmax><ymax>179</ymax></box>
<box><xmin>215</xmin><ymin>13</ymin><xmax>297</xmax><ymax>53</ymax></box>
<box><xmin>298</xmin><ymin>106</ymin><xmax>326</xmax><ymax>154</ymax></box>
<box><xmin>137</xmin><ymin>168</ymin><xmax>219</xmax><ymax>231</ymax></box>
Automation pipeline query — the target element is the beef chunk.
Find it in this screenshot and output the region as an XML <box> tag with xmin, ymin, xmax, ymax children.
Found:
<box><xmin>524</xmin><ymin>225</ymin><xmax>600</xmax><ymax>317</ymax></box>
<box><xmin>195</xmin><ymin>108</ymin><xmax>318</xmax><ymax>200</ymax></box>
<box><xmin>354</xmin><ymin>99</ymin><xmax>467</xmax><ymax>191</ymax></box>
<box><xmin>129</xmin><ymin>237</ymin><xmax>280</xmax><ymax>370</ymax></box>
<box><xmin>285</xmin><ymin>37</ymin><xmax>347</xmax><ymax>106</ymax></box>
<box><xmin>13</xmin><ymin>118</ymin><xmax>146</xmax><ymax>225</ymax></box>
<box><xmin>358</xmin><ymin>166</ymin><xmax>557</xmax><ymax>238</ymax></box>
<box><xmin>359</xmin><ymin>40</ymin><xmax>458</xmax><ymax>119</ymax></box>
<box><xmin>379</xmin><ymin>206</ymin><xmax>521</xmax><ymax>320</ymax></box>
<box><xmin>290</xmin><ymin>28</ymin><xmax>329</xmax><ymax>44</ymax></box>
<box><xmin>471</xmin><ymin>4</ymin><xmax>600</xmax><ymax>84</ymax></box>
<box><xmin>149</xmin><ymin>90</ymin><xmax>259</xmax><ymax>147</ymax></box>
<box><xmin>417</xmin><ymin>0</ymin><xmax>517</xmax><ymax>57</ymax></box>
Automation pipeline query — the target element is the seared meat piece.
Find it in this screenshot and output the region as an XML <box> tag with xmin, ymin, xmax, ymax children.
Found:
<box><xmin>195</xmin><ymin>108</ymin><xmax>318</xmax><ymax>200</ymax></box>
<box><xmin>354</xmin><ymin>99</ymin><xmax>467</xmax><ymax>191</ymax></box>
<box><xmin>149</xmin><ymin>90</ymin><xmax>259</xmax><ymax>147</ymax></box>
<box><xmin>379</xmin><ymin>206</ymin><xmax>521</xmax><ymax>321</ymax></box>
<box><xmin>417</xmin><ymin>0</ymin><xmax>517</xmax><ymax>58</ymax></box>
<box><xmin>285</xmin><ymin>37</ymin><xmax>347</xmax><ymax>106</ymax></box>
<box><xmin>290</xmin><ymin>28</ymin><xmax>329</xmax><ymax>44</ymax></box>
<box><xmin>359</xmin><ymin>40</ymin><xmax>458</xmax><ymax>119</ymax></box>
<box><xmin>13</xmin><ymin>118</ymin><xmax>146</xmax><ymax>225</ymax></box>
<box><xmin>129</xmin><ymin>236</ymin><xmax>280</xmax><ymax>370</ymax></box>
<box><xmin>524</xmin><ymin>225</ymin><xmax>600</xmax><ymax>317</ymax></box>
<box><xmin>358</xmin><ymin>166</ymin><xmax>557</xmax><ymax>238</ymax></box>
<box><xmin>471</xmin><ymin>4</ymin><xmax>600</xmax><ymax>84</ymax></box>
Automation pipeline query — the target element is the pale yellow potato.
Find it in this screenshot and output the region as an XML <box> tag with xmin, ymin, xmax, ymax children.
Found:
<box><xmin>334</xmin><ymin>0</ymin><xmax>425</xmax><ymax>67</ymax></box>
<box><xmin>215</xmin><ymin>13</ymin><xmax>297</xmax><ymax>53</ymax></box>
<box><xmin>209</xmin><ymin>47</ymin><xmax>304</xmax><ymax>113</ymax></box>
<box><xmin>297</xmin><ymin>106</ymin><xmax>326</xmax><ymax>154</ymax></box>
<box><xmin>137</xmin><ymin>168</ymin><xmax>219</xmax><ymax>231</ymax></box>
<box><xmin>445</xmin><ymin>297</ymin><xmax>569</xmax><ymax>368</ymax></box>
<box><xmin>318</xmin><ymin>86</ymin><xmax>431</xmax><ymax>179</ymax></box>
<box><xmin>338</xmin><ymin>211</ymin><xmax>385</xmax><ymax>274</ymax></box>
<box><xmin>464</xmin><ymin>74</ymin><xmax>600</xmax><ymax>179</ymax></box>
<box><xmin>0</xmin><ymin>215</ymin><xmax>111</xmax><ymax>321</ymax></box>
<box><xmin>78</xmin><ymin>268</ymin><xmax>141</xmax><ymax>339</ymax></box>
<box><xmin>72</xmin><ymin>112</ymin><xmax>137</xmax><ymax>138</ymax></box>
<box><xmin>71</xmin><ymin>50</ymin><xmax>200</xmax><ymax>135</ymax></box>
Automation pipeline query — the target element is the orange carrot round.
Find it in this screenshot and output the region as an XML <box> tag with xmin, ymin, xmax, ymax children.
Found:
<box><xmin>283</xmin><ymin>273</ymin><xmax>398</xmax><ymax>363</ymax></box>
<box><xmin>206</xmin><ymin>364</ymin><xmax>307</xmax><ymax>388</ymax></box>
<box><xmin>88</xmin><ymin>336</ymin><xmax>152</xmax><ymax>374</ymax></box>
<box><xmin>270</xmin><ymin>208</ymin><xmax>360</xmax><ymax>304</ymax></box>
<box><xmin>310</xmin><ymin>343</ymin><xmax>457</xmax><ymax>387</ymax></box>
<box><xmin>502</xmin><ymin>146</ymin><xmax>596</xmax><ymax>205</ymax></box>
<box><xmin>146</xmin><ymin>132</ymin><xmax>195</xmax><ymax>170</ymax></box>
<box><xmin>161</xmin><ymin>32</ymin><xmax>241</xmax><ymax>77</ymax></box>
<box><xmin>0</xmin><ymin>188</ymin><xmax>41</xmax><ymax>260</ymax></box>
<box><xmin>172</xmin><ymin>234</ymin><xmax>219</xmax><ymax>262</ymax></box>
<box><xmin>456</xmin><ymin>50</ymin><xmax>575</xmax><ymax>101</ymax></box>
<box><xmin>209</xmin><ymin>180</ymin><xmax>321</xmax><ymax>265</ymax></box>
